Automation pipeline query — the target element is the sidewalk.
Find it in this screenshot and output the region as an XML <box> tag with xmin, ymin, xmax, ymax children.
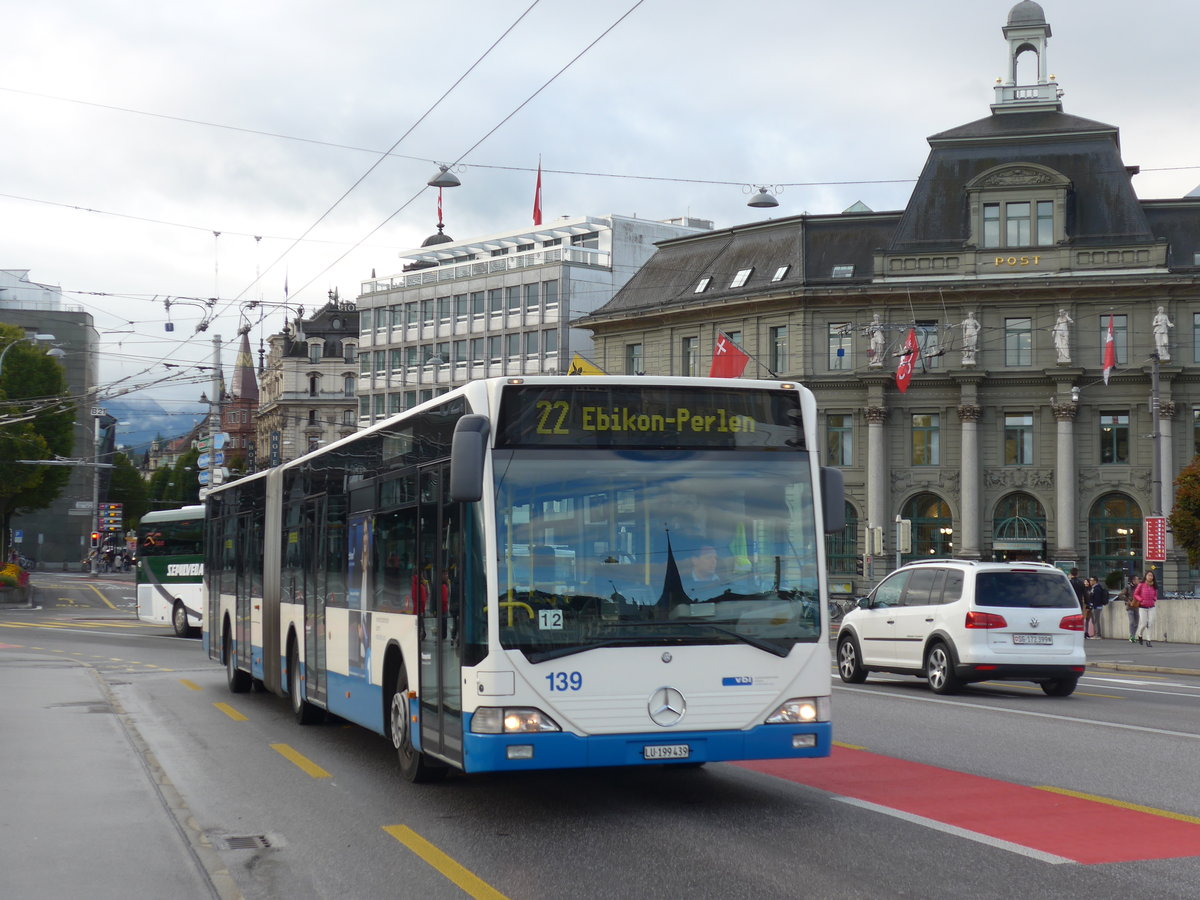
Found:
<box><xmin>1080</xmin><ymin>635</ymin><xmax>1200</xmax><ymax>677</ymax></box>
<box><xmin>0</xmin><ymin>650</ymin><xmax>240</xmax><ymax>899</ymax></box>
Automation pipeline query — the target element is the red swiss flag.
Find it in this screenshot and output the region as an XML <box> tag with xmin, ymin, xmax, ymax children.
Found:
<box><xmin>895</xmin><ymin>328</ymin><xmax>919</xmax><ymax>393</ymax></box>
<box><xmin>709</xmin><ymin>332</ymin><xmax>750</xmax><ymax>378</ymax></box>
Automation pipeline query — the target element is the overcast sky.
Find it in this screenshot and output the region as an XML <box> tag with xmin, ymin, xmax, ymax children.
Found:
<box><xmin>3</xmin><ymin>0</ymin><xmax>1197</xmax><ymax>412</ymax></box>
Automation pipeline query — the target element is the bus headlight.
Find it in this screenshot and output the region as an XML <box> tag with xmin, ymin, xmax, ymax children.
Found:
<box><xmin>471</xmin><ymin>707</ymin><xmax>562</xmax><ymax>734</ymax></box>
<box><xmin>765</xmin><ymin>696</ymin><xmax>830</xmax><ymax>724</ymax></box>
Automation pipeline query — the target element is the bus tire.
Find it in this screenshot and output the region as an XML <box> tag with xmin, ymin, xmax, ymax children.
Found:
<box><xmin>172</xmin><ymin>601</ymin><xmax>193</xmax><ymax>638</ymax></box>
<box><xmin>288</xmin><ymin>637</ymin><xmax>326</xmax><ymax>725</ymax></box>
<box><xmin>224</xmin><ymin>626</ymin><xmax>251</xmax><ymax>694</ymax></box>
<box><xmin>389</xmin><ymin>665</ymin><xmax>446</xmax><ymax>784</ymax></box>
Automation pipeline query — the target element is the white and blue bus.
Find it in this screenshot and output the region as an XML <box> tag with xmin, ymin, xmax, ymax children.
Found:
<box><xmin>205</xmin><ymin>376</ymin><xmax>843</xmax><ymax>782</ymax></box>
<box><xmin>137</xmin><ymin>505</ymin><xmax>205</xmax><ymax>636</ymax></box>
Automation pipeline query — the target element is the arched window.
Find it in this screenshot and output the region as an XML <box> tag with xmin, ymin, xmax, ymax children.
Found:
<box><xmin>901</xmin><ymin>493</ymin><xmax>953</xmax><ymax>563</ymax></box>
<box><xmin>308</xmin><ymin>374</ymin><xmax>321</xmax><ymax>397</ymax></box>
<box><xmin>991</xmin><ymin>493</ymin><xmax>1047</xmax><ymax>562</ymax></box>
<box><xmin>1088</xmin><ymin>493</ymin><xmax>1142</xmax><ymax>581</ymax></box>
<box><xmin>825</xmin><ymin>502</ymin><xmax>859</xmax><ymax>574</ymax></box>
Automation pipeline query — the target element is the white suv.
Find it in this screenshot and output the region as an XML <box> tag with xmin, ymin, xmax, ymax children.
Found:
<box><xmin>836</xmin><ymin>560</ymin><xmax>1086</xmax><ymax>696</ymax></box>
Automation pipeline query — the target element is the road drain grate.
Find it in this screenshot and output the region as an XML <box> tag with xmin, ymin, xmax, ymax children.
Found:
<box><xmin>211</xmin><ymin>834</ymin><xmax>273</xmax><ymax>851</ymax></box>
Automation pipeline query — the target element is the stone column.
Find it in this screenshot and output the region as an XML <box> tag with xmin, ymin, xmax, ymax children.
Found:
<box><xmin>1160</xmin><ymin>401</ymin><xmax>1176</xmax><ymax>523</ymax></box>
<box><xmin>865</xmin><ymin>406</ymin><xmax>889</xmax><ymax>540</ymax></box>
<box><xmin>957</xmin><ymin>404</ymin><xmax>983</xmax><ymax>559</ymax></box>
<box><xmin>1052</xmin><ymin>401</ymin><xmax>1079</xmax><ymax>559</ymax></box>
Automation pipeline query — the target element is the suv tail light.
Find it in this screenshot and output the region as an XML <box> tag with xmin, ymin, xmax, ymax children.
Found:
<box><xmin>965</xmin><ymin>611</ymin><xmax>1007</xmax><ymax>629</ymax></box>
<box><xmin>1059</xmin><ymin>614</ymin><xmax>1085</xmax><ymax>631</ymax></box>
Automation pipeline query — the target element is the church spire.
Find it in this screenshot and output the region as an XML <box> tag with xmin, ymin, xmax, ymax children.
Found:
<box><xmin>991</xmin><ymin>1</ymin><xmax>1063</xmax><ymax>114</ymax></box>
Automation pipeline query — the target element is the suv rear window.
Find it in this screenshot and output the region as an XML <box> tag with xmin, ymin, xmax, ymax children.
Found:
<box><xmin>974</xmin><ymin>571</ymin><xmax>1077</xmax><ymax>609</ymax></box>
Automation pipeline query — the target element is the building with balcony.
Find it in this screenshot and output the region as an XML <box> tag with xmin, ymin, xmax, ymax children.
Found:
<box><xmin>354</xmin><ymin>213</ymin><xmax>711</xmax><ymax>423</ymax></box>
<box><xmin>256</xmin><ymin>297</ymin><xmax>359</xmax><ymax>466</ymax></box>
<box><xmin>578</xmin><ymin>2</ymin><xmax>1200</xmax><ymax>592</ymax></box>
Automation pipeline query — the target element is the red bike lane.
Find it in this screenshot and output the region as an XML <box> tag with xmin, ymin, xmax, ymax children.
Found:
<box><xmin>738</xmin><ymin>746</ymin><xmax>1200</xmax><ymax>865</ymax></box>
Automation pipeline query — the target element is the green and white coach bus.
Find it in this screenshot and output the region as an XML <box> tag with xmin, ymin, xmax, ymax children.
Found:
<box><xmin>205</xmin><ymin>376</ymin><xmax>844</xmax><ymax>782</ymax></box>
<box><xmin>137</xmin><ymin>504</ymin><xmax>205</xmax><ymax>636</ymax></box>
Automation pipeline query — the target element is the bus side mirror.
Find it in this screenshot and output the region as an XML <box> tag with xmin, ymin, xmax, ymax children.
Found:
<box><xmin>820</xmin><ymin>466</ymin><xmax>844</xmax><ymax>534</ymax></box>
<box><xmin>449</xmin><ymin>414</ymin><xmax>491</xmax><ymax>503</ymax></box>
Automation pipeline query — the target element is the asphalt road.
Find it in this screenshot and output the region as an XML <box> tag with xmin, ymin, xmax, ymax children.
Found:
<box><xmin>4</xmin><ymin>574</ymin><xmax>1200</xmax><ymax>899</ymax></box>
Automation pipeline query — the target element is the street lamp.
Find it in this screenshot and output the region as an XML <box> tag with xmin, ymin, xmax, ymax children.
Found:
<box><xmin>0</xmin><ymin>333</ymin><xmax>64</xmax><ymax>374</ymax></box>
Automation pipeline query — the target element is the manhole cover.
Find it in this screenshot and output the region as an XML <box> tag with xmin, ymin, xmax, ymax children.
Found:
<box><xmin>211</xmin><ymin>834</ymin><xmax>273</xmax><ymax>851</ymax></box>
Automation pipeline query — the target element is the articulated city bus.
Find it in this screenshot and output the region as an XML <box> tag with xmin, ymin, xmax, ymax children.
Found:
<box><xmin>205</xmin><ymin>376</ymin><xmax>843</xmax><ymax>782</ymax></box>
<box><xmin>137</xmin><ymin>505</ymin><xmax>205</xmax><ymax>636</ymax></box>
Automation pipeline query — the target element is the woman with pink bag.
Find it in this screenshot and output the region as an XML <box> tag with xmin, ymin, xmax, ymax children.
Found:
<box><xmin>1133</xmin><ymin>571</ymin><xmax>1159</xmax><ymax>647</ymax></box>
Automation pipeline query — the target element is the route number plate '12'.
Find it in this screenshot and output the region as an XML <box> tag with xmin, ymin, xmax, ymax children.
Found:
<box><xmin>644</xmin><ymin>744</ymin><xmax>690</xmax><ymax>760</ymax></box>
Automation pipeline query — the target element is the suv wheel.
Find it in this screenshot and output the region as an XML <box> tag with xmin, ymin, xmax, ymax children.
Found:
<box><xmin>925</xmin><ymin>643</ymin><xmax>961</xmax><ymax>695</ymax></box>
<box><xmin>837</xmin><ymin>635</ymin><xmax>868</xmax><ymax>684</ymax></box>
<box><xmin>1040</xmin><ymin>677</ymin><xmax>1078</xmax><ymax>697</ymax></box>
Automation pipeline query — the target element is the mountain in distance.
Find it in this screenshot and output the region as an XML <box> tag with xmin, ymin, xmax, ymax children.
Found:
<box><xmin>104</xmin><ymin>396</ymin><xmax>206</xmax><ymax>459</ymax></box>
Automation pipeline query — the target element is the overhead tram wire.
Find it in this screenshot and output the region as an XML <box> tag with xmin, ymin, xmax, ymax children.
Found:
<box><xmin>282</xmin><ymin>0</ymin><xmax>650</xmax><ymax>304</ymax></box>
<box><xmin>5</xmin><ymin>85</ymin><xmax>1195</xmax><ymax>188</ymax></box>
<box><xmin>41</xmin><ymin>3</ymin><xmax>547</xmax><ymax>396</ymax></box>
<box><xmin>209</xmin><ymin>0</ymin><xmax>545</xmax><ymax>326</ymax></box>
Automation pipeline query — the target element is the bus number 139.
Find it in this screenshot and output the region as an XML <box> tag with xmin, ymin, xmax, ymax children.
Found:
<box><xmin>546</xmin><ymin>671</ymin><xmax>583</xmax><ymax>692</ymax></box>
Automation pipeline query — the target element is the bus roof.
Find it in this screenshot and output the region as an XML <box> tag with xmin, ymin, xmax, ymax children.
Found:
<box><xmin>139</xmin><ymin>505</ymin><xmax>205</xmax><ymax>524</ymax></box>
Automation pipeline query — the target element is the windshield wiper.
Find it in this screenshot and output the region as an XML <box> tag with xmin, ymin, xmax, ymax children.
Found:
<box><xmin>523</xmin><ymin>636</ymin><xmax>652</xmax><ymax>663</ymax></box>
<box><xmin>667</xmin><ymin>621</ymin><xmax>791</xmax><ymax>657</ymax></box>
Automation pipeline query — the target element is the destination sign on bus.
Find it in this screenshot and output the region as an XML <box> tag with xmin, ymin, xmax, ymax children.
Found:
<box><xmin>496</xmin><ymin>384</ymin><xmax>803</xmax><ymax>449</ymax></box>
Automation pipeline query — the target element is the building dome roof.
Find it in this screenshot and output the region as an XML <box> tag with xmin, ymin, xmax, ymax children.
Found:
<box><xmin>1007</xmin><ymin>1</ymin><xmax>1047</xmax><ymax>26</ymax></box>
<box><xmin>421</xmin><ymin>224</ymin><xmax>453</xmax><ymax>247</ymax></box>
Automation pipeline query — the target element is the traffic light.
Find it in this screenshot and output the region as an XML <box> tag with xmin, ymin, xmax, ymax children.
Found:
<box><xmin>856</xmin><ymin>556</ymin><xmax>865</xmax><ymax>576</ymax></box>
<box><xmin>90</xmin><ymin>532</ymin><xmax>101</xmax><ymax>548</ymax></box>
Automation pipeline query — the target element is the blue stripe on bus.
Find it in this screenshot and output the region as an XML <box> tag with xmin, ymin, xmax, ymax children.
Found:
<box><xmin>459</xmin><ymin>714</ymin><xmax>831</xmax><ymax>772</ymax></box>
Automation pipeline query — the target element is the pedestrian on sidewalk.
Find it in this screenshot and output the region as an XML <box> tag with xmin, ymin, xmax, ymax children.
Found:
<box><xmin>1069</xmin><ymin>568</ymin><xmax>1086</xmax><ymax>613</ymax></box>
<box><xmin>1120</xmin><ymin>575</ymin><xmax>1141</xmax><ymax>642</ymax></box>
<box><xmin>1085</xmin><ymin>576</ymin><xmax>1108</xmax><ymax>638</ymax></box>
<box><xmin>1133</xmin><ymin>571</ymin><xmax>1159</xmax><ymax>647</ymax></box>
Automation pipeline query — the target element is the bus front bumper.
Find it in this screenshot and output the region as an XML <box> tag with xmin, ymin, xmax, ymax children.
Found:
<box><xmin>460</xmin><ymin>719</ymin><xmax>831</xmax><ymax>773</ymax></box>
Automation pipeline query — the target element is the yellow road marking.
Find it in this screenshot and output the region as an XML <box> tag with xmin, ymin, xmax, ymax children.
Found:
<box><xmin>180</xmin><ymin>679</ymin><xmax>202</xmax><ymax>691</ymax></box>
<box><xmin>214</xmin><ymin>702</ymin><xmax>248</xmax><ymax>722</ymax></box>
<box><xmin>383</xmin><ymin>825</ymin><xmax>509</xmax><ymax>900</ymax></box>
<box><xmin>270</xmin><ymin>743</ymin><xmax>331</xmax><ymax>778</ymax></box>
<box><xmin>833</xmin><ymin>740</ymin><xmax>867</xmax><ymax>750</ymax></box>
<box><xmin>1034</xmin><ymin>785</ymin><xmax>1200</xmax><ymax>825</ymax></box>
<box><xmin>84</xmin><ymin>583</ymin><xmax>117</xmax><ymax>610</ymax></box>
<box><xmin>980</xmin><ymin>682</ymin><xmax>1123</xmax><ymax>700</ymax></box>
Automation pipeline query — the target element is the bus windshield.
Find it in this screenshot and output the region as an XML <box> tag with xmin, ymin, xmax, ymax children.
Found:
<box><xmin>138</xmin><ymin>516</ymin><xmax>204</xmax><ymax>557</ymax></box>
<box><xmin>492</xmin><ymin>448</ymin><xmax>821</xmax><ymax>661</ymax></box>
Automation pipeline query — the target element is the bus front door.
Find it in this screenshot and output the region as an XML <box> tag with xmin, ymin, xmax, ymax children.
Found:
<box><xmin>417</xmin><ymin>463</ymin><xmax>464</xmax><ymax>768</ymax></box>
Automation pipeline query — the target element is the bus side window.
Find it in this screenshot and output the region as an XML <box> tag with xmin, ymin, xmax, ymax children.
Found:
<box><xmin>372</xmin><ymin>507</ymin><xmax>418</xmax><ymax>613</ymax></box>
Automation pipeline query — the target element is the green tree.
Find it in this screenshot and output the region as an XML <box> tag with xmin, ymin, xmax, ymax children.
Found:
<box><xmin>1168</xmin><ymin>456</ymin><xmax>1200</xmax><ymax>565</ymax></box>
<box><xmin>108</xmin><ymin>451</ymin><xmax>151</xmax><ymax>526</ymax></box>
<box><xmin>148</xmin><ymin>446</ymin><xmax>201</xmax><ymax>508</ymax></box>
<box><xmin>0</xmin><ymin>324</ymin><xmax>75</xmax><ymax>560</ymax></box>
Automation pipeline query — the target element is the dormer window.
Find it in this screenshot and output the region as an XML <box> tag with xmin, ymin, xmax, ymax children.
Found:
<box><xmin>967</xmin><ymin>163</ymin><xmax>1071</xmax><ymax>251</ymax></box>
<box><xmin>831</xmin><ymin>265</ymin><xmax>855</xmax><ymax>278</ymax></box>
<box><xmin>729</xmin><ymin>268</ymin><xmax>753</xmax><ymax>288</ymax></box>
<box><xmin>982</xmin><ymin>200</ymin><xmax>1054</xmax><ymax>248</ymax></box>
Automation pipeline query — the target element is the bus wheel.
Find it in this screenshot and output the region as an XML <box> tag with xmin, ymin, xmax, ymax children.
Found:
<box><xmin>172</xmin><ymin>601</ymin><xmax>193</xmax><ymax>638</ymax></box>
<box><xmin>224</xmin><ymin>628</ymin><xmax>251</xmax><ymax>694</ymax></box>
<box><xmin>389</xmin><ymin>666</ymin><xmax>446</xmax><ymax>784</ymax></box>
<box><xmin>288</xmin><ymin>638</ymin><xmax>326</xmax><ymax>725</ymax></box>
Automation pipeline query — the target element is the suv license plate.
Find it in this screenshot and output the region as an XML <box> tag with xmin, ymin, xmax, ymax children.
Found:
<box><xmin>1012</xmin><ymin>633</ymin><xmax>1053</xmax><ymax>645</ymax></box>
<box><xmin>644</xmin><ymin>744</ymin><xmax>690</xmax><ymax>760</ymax></box>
